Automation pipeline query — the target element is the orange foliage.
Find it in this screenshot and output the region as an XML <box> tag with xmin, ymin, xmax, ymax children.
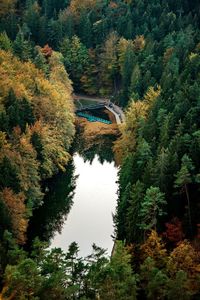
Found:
<box><xmin>1</xmin><ymin>188</ymin><xmax>28</xmax><ymax>245</ymax></box>
<box><xmin>41</xmin><ymin>44</ymin><xmax>53</xmax><ymax>59</ymax></box>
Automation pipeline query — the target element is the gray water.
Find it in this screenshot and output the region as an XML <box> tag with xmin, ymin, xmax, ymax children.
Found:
<box><xmin>51</xmin><ymin>153</ymin><xmax>118</xmax><ymax>257</ymax></box>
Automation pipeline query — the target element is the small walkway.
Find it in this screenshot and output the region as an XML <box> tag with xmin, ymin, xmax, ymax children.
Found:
<box><xmin>105</xmin><ymin>103</ymin><xmax>125</xmax><ymax>124</ymax></box>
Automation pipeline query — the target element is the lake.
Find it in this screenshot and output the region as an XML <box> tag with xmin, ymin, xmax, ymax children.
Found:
<box><xmin>51</xmin><ymin>153</ymin><xmax>118</xmax><ymax>257</ymax></box>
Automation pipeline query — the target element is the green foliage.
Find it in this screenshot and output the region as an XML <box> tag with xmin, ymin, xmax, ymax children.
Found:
<box><xmin>139</xmin><ymin>187</ymin><xmax>166</xmax><ymax>232</ymax></box>
<box><xmin>0</xmin><ymin>0</ymin><xmax>200</xmax><ymax>298</ymax></box>
<box><xmin>3</xmin><ymin>258</ymin><xmax>43</xmax><ymax>299</ymax></box>
<box><xmin>13</xmin><ymin>29</ymin><xmax>33</xmax><ymax>61</ymax></box>
<box><xmin>167</xmin><ymin>270</ymin><xmax>194</xmax><ymax>300</ymax></box>
<box><xmin>140</xmin><ymin>257</ymin><xmax>169</xmax><ymax>300</ymax></box>
<box><xmin>5</xmin><ymin>91</ymin><xmax>36</xmax><ymax>133</ymax></box>
<box><xmin>0</xmin><ymin>32</ymin><xmax>12</xmax><ymax>51</ymax></box>
<box><xmin>174</xmin><ymin>155</ymin><xmax>195</xmax><ymax>234</ymax></box>
<box><xmin>125</xmin><ymin>180</ymin><xmax>145</xmax><ymax>243</ymax></box>
<box><xmin>0</xmin><ymin>156</ymin><xmax>20</xmax><ymax>193</ymax></box>
<box><xmin>100</xmin><ymin>241</ymin><xmax>137</xmax><ymax>300</ymax></box>
<box><xmin>174</xmin><ymin>154</ymin><xmax>194</xmax><ymax>188</ymax></box>
<box><xmin>112</xmin><ymin>0</ymin><xmax>200</xmax><ymax>250</ymax></box>
<box><xmin>60</xmin><ymin>36</ymin><xmax>89</xmax><ymax>90</ymax></box>
<box><xmin>2</xmin><ymin>237</ymin><xmax>199</xmax><ymax>299</ymax></box>
<box><xmin>34</xmin><ymin>48</ymin><xmax>49</xmax><ymax>75</ymax></box>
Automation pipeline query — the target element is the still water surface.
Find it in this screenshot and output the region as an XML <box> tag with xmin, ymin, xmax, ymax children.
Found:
<box><xmin>51</xmin><ymin>154</ymin><xmax>118</xmax><ymax>257</ymax></box>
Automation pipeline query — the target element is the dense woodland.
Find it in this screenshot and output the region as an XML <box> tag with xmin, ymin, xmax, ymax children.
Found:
<box><xmin>0</xmin><ymin>0</ymin><xmax>200</xmax><ymax>299</ymax></box>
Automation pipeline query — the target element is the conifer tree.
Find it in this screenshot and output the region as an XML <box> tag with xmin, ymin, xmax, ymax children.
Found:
<box><xmin>13</xmin><ymin>29</ymin><xmax>32</xmax><ymax>61</ymax></box>
<box><xmin>174</xmin><ymin>154</ymin><xmax>194</xmax><ymax>235</ymax></box>
<box><xmin>139</xmin><ymin>187</ymin><xmax>166</xmax><ymax>233</ymax></box>
<box><xmin>0</xmin><ymin>32</ymin><xmax>12</xmax><ymax>51</ymax></box>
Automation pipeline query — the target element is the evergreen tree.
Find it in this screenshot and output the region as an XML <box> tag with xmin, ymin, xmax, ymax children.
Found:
<box><xmin>174</xmin><ymin>154</ymin><xmax>194</xmax><ymax>235</ymax></box>
<box><xmin>126</xmin><ymin>180</ymin><xmax>145</xmax><ymax>243</ymax></box>
<box><xmin>60</xmin><ymin>36</ymin><xmax>89</xmax><ymax>90</ymax></box>
<box><xmin>139</xmin><ymin>187</ymin><xmax>166</xmax><ymax>233</ymax></box>
<box><xmin>13</xmin><ymin>29</ymin><xmax>33</xmax><ymax>61</ymax></box>
<box><xmin>0</xmin><ymin>157</ymin><xmax>20</xmax><ymax>193</ymax></box>
<box><xmin>34</xmin><ymin>48</ymin><xmax>49</xmax><ymax>75</ymax></box>
<box><xmin>98</xmin><ymin>241</ymin><xmax>137</xmax><ymax>300</ymax></box>
<box><xmin>0</xmin><ymin>32</ymin><xmax>12</xmax><ymax>51</ymax></box>
<box><xmin>78</xmin><ymin>11</ymin><xmax>92</xmax><ymax>48</ymax></box>
<box><xmin>121</xmin><ymin>45</ymin><xmax>136</xmax><ymax>105</ymax></box>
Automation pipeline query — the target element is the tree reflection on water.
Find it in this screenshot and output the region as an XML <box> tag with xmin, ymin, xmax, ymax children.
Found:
<box><xmin>27</xmin><ymin>129</ymin><xmax>118</xmax><ymax>249</ymax></box>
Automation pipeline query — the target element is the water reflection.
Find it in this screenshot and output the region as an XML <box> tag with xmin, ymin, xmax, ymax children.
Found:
<box><xmin>27</xmin><ymin>132</ymin><xmax>118</xmax><ymax>256</ymax></box>
<box><xmin>51</xmin><ymin>154</ymin><xmax>118</xmax><ymax>257</ymax></box>
<box><xmin>27</xmin><ymin>161</ymin><xmax>76</xmax><ymax>246</ymax></box>
<box><xmin>74</xmin><ymin>130</ymin><xmax>117</xmax><ymax>164</ymax></box>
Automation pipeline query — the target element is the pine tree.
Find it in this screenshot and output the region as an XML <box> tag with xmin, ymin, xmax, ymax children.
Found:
<box><xmin>98</xmin><ymin>241</ymin><xmax>137</xmax><ymax>300</ymax></box>
<box><xmin>0</xmin><ymin>32</ymin><xmax>12</xmax><ymax>51</ymax></box>
<box><xmin>34</xmin><ymin>48</ymin><xmax>49</xmax><ymax>75</ymax></box>
<box><xmin>126</xmin><ymin>180</ymin><xmax>145</xmax><ymax>243</ymax></box>
<box><xmin>24</xmin><ymin>0</ymin><xmax>41</xmax><ymax>43</ymax></box>
<box><xmin>174</xmin><ymin>154</ymin><xmax>194</xmax><ymax>235</ymax></box>
<box><xmin>0</xmin><ymin>157</ymin><xmax>20</xmax><ymax>193</ymax></box>
<box><xmin>139</xmin><ymin>186</ymin><xmax>166</xmax><ymax>234</ymax></box>
<box><xmin>121</xmin><ymin>45</ymin><xmax>136</xmax><ymax>105</ymax></box>
<box><xmin>78</xmin><ymin>11</ymin><xmax>92</xmax><ymax>48</ymax></box>
<box><xmin>13</xmin><ymin>29</ymin><xmax>33</xmax><ymax>61</ymax></box>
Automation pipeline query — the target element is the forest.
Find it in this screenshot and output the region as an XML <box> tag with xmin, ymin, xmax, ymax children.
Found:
<box><xmin>0</xmin><ymin>0</ymin><xmax>200</xmax><ymax>299</ymax></box>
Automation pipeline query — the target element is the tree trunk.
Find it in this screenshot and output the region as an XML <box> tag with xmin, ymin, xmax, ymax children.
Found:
<box><xmin>184</xmin><ymin>184</ymin><xmax>192</xmax><ymax>236</ymax></box>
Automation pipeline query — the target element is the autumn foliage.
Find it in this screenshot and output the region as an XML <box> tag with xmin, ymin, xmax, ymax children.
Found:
<box><xmin>0</xmin><ymin>50</ymin><xmax>75</xmax><ymax>243</ymax></box>
<box><xmin>41</xmin><ymin>44</ymin><xmax>53</xmax><ymax>59</ymax></box>
<box><xmin>0</xmin><ymin>188</ymin><xmax>27</xmax><ymax>245</ymax></box>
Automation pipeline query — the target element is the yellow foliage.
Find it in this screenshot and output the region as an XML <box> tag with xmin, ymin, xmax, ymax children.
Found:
<box><xmin>0</xmin><ymin>50</ymin><xmax>75</xmax><ymax>174</ymax></box>
<box><xmin>140</xmin><ymin>230</ymin><xmax>167</xmax><ymax>267</ymax></box>
<box><xmin>189</xmin><ymin>52</ymin><xmax>198</xmax><ymax>61</ymax></box>
<box><xmin>166</xmin><ymin>240</ymin><xmax>200</xmax><ymax>277</ymax></box>
<box><xmin>143</xmin><ymin>85</ymin><xmax>161</xmax><ymax>108</ymax></box>
<box><xmin>70</xmin><ymin>0</ymin><xmax>97</xmax><ymax>17</ymax></box>
<box><xmin>113</xmin><ymin>86</ymin><xmax>161</xmax><ymax>164</ymax></box>
<box><xmin>117</xmin><ymin>38</ymin><xmax>134</xmax><ymax>72</ymax></box>
<box><xmin>113</xmin><ymin>101</ymin><xmax>147</xmax><ymax>163</ymax></box>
